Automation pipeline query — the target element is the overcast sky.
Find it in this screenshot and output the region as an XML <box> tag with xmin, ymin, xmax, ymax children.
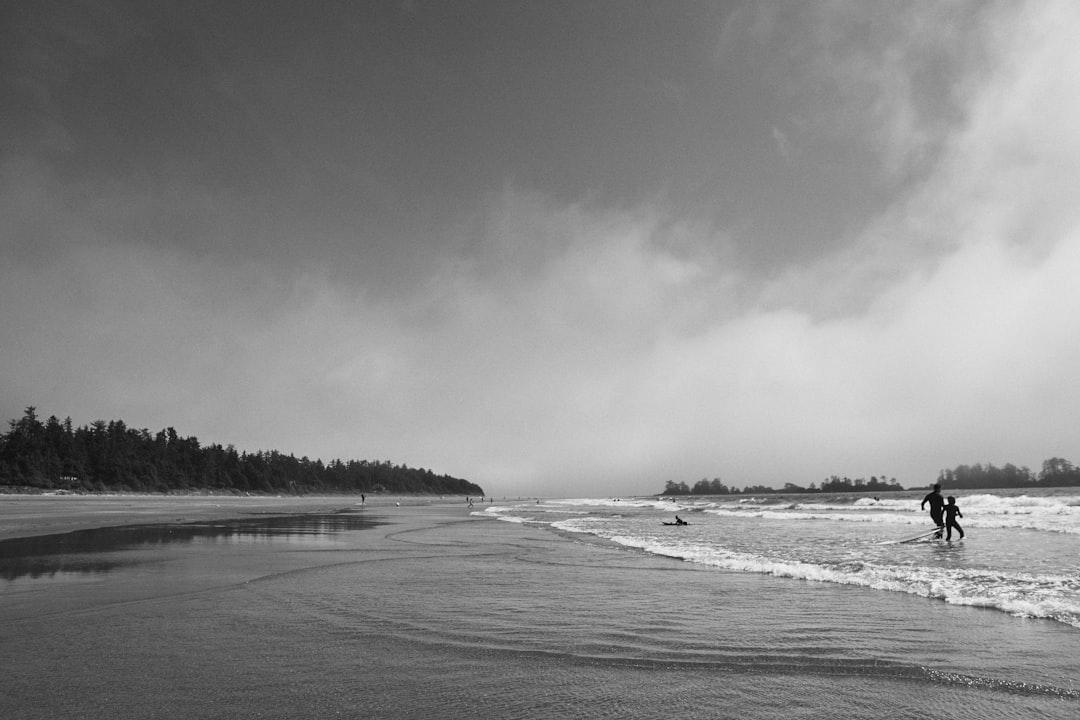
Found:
<box><xmin>3</xmin><ymin>1</ymin><xmax>1079</xmax><ymax>497</ymax></box>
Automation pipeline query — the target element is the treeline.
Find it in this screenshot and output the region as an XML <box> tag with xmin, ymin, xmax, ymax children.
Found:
<box><xmin>936</xmin><ymin>459</ymin><xmax>1080</xmax><ymax>489</ymax></box>
<box><xmin>661</xmin><ymin>458</ymin><xmax>1080</xmax><ymax>496</ymax></box>
<box><xmin>814</xmin><ymin>475</ymin><xmax>905</xmax><ymax>493</ymax></box>
<box><xmin>0</xmin><ymin>407</ymin><xmax>483</xmax><ymax>496</ymax></box>
<box><xmin>662</xmin><ymin>475</ymin><xmax>903</xmax><ymax>496</ymax></box>
<box><xmin>663</xmin><ymin>478</ymin><xmax>735</xmax><ymax>496</ymax></box>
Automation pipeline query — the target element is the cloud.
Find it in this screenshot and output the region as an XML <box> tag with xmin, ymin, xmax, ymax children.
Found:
<box><xmin>771</xmin><ymin>126</ymin><xmax>791</xmax><ymax>158</ymax></box>
<box><xmin>4</xmin><ymin>1</ymin><xmax>1080</xmax><ymax>497</ymax></box>
<box><xmin>402</xmin><ymin>0</ymin><xmax>1080</xmax><ymax>492</ymax></box>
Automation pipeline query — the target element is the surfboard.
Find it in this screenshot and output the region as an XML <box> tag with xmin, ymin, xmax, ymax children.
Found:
<box><xmin>662</xmin><ymin>522</ymin><xmax>689</xmax><ymax>526</ymax></box>
<box><xmin>895</xmin><ymin>527</ymin><xmax>943</xmax><ymax>544</ymax></box>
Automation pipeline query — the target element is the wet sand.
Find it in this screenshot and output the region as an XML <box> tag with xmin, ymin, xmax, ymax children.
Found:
<box><xmin>3</xmin><ymin>495</ymin><xmax>1078</xmax><ymax>719</ymax></box>
<box><xmin>0</xmin><ymin>493</ymin><xmax>461</xmax><ymax>541</ymax></box>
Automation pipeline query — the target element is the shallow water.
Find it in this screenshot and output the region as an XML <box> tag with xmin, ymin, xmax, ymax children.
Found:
<box><xmin>0</xmin><ymin>513</ymin><xmax>382</xmax><ymax>581</ymax></box>
<box><xmin>487</xmin><ymin>489</ymin><xmax>1080</xmax><ymax>629</ymax></box>
<box><xmin>2</xmin><ymin>499</ymin><xmax>1079</xmax><ymax>719</ymax></box>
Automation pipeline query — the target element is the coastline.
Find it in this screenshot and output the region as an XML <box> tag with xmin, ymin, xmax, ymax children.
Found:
<box><xmin>3</xmin><ymin>494</ymin><xmax>1079</xmax><ymax>718</ymax></box>
<box><xmin>0</xmin><ymin>493</ymin><xmax>472</xmax><ymax>541</ymax></box>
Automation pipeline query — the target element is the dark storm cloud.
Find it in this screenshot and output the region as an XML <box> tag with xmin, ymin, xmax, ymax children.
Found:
<box><xmin>2</xmin><ymin>1</ymin><xmax>1079</xmax><ymax>496</ymax></box>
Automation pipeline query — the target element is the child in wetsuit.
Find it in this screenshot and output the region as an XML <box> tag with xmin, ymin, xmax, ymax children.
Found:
<box><xmin>943</xmin><ymin>496</ymin><xmax>964</xmax><ymax>540</ymax></box>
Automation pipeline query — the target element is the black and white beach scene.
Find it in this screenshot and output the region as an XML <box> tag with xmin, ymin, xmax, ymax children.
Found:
<box><xmin>3</xmin><ymin>3</ymin><xmax>1080</xmax><ymax>718</ymax></box>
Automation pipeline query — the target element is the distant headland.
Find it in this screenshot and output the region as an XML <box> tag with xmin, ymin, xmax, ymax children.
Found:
<box><xmin>0</xmin><ymin>406</ymin><xmax>483</xmax><ymax>497</ymax></box>
<box><xmin>660</xmin><ymin>459</ymin><xmax>1080</xmax><ymax>496</ymax></box>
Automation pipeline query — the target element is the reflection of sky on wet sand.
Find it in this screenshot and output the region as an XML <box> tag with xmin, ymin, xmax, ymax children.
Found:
<box><xmin>0</xmin><ymin>513</ymin><xmax>381</xmax><ymax>582</ymax></box>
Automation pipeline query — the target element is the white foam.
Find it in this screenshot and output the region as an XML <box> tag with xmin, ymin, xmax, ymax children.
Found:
<box><xmin>487</xmin><ymin>491</ymin><xmax>1080</xmax><ymax>628</ymax></box>
<box><xmin>486</xmin><ymin>513</ymin><xmax>528</xmax><ymax>523</ymax></box>
<box><xmin>691</xmin><ymin>495</ymin><xmax>1080</xmax><ymax>533</ymax></box>
<box><xmin>543</xmin><ymin>508</ymin><xmax>1080</xmax><ymax>629</ymax></box>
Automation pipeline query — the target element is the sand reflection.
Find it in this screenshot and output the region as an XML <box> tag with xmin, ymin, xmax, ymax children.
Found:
<box><xmin>0</xmin><ymin>512</ymin><xmax>380</xmax><ymax>581</ymax></box>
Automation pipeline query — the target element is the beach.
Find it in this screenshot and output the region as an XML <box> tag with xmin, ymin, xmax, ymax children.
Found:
<box><xmin>0</xmin><ymin>494</ymin><xmax>399</xmax><ymax>541</ymax></box>
<box><xmin>2</xmin><ymin>494</ymin><xmax>1078</xmax><ymax>719</ymax></box>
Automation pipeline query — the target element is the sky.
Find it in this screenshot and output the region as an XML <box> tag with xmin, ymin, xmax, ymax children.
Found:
<box><xmin>2</xmin><ymin>1</ymin><xmax>1079</xmax><ymax>498</ymax></box>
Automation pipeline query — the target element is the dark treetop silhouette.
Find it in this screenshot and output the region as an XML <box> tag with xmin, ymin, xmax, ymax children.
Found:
<box><xmin>0</xmin><ymin>407</ymin><xmax>483</xmax><ymax>496</ymax></box>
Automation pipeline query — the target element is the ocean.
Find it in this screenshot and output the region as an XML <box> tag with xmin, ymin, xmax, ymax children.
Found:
<box><xmin>1</xmin><ymin>492</ymin><xmax>1078</xmax><ymax>719</ymax></box>
<box><xmin>482</xmin><ymin>488</ymin><xmax>1080</xmax><ymax>629</ymax></box>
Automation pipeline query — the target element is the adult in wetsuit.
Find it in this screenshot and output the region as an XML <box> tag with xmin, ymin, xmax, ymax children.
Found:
<box><xmin>921</xmin><ymin>484</ymin><xmax>945</xmax><ymax>538</ymax></box>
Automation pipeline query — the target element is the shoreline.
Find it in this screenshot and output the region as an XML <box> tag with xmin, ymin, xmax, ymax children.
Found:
<box><xmin>4</xmin><ymin>493</ymin><xmax>1079</xmax><ymax>718</ymax></box>
<box><xmin>0</xmin><ymin>493</ymin><xmax>477</xmax><ymax>541</ymax></box>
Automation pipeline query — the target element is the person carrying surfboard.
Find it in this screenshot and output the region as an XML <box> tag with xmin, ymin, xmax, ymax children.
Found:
<box><xmin>921</xmin><ymin>484</ymin><xmax>945</xmax><ymax>538</ymax></box>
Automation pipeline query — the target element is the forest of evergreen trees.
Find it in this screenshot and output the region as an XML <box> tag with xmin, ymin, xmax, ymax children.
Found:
<box><xmin>0</xmin><ymin>407</ymin><xmax>484</xmax><ymax>496</ymax></box>
<box><xmin>661</xmin><ymin>459</ymin><xmax>1080</xmax><ymax>496</ymax></box>
<box><xmin>662</xmin><ymin>475</ymin><xmax>904</xmax><ymax>496</ymax></box>
<box><xmin>936</xmin><ymin>459</ymin><xmax>1080</xmax><ymax>489</ymax></box>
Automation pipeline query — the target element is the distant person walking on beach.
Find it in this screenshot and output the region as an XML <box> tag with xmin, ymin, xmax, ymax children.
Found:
<box><xmin>921</xmin><ymin>484</ymin><xmax>945</xmax><ymax>538</ymax></box>
<box><xmin>943</xmin><ymin>496</ymin><xmax>964</xmax><ymax>540</ymax></box>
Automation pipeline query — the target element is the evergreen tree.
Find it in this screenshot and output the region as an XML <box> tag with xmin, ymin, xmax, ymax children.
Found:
<box><xmin>0</xmin><ymin>408</ymin><xmax>483</xmax><ymax>496</ymax></box>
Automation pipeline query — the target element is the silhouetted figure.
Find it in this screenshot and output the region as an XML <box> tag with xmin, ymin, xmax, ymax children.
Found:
<box><xmin>675</xmin><ymin>515</ymin><xmax>688</xmax><ymax>526</ymax></box>
<box><xmin>921</xmin><ymin>484</ymin><xmax>945</xmax><ymax>538</ymax></box>
<box><xmin>943</xmin><ymin>496</ymin><xmax>964</xmax><ymax>540</ymax></box>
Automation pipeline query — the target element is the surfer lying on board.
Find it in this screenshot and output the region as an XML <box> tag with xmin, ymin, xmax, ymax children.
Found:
<box><xmin>921</xmin><ymin>484</ymin><xmax>945</xmax><ymax>538</ymax></box>
<box><xmin>943</xmin><ymin>496</ymin><xmax>964</xmax><ymax>540</ymax></box>
<box><xmin>674</xmin><ymin>515</ymin><xmax>688</xmax><ymax>525</ymax></box>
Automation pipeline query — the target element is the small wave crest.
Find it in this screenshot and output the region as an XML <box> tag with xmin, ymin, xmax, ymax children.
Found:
<box><xmin>552</xmin><ymin>518</ymin><xmax>1080</xmax><ymax>630</ymax></box>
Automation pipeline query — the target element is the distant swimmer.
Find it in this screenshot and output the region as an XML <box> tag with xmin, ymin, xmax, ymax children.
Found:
<box><xmin>943</xmin><ymin>496</ymin><xmax>964</xmax><ymax>541</ymax></box>
<box><xmin>921</xmin><ymin>484</ymin><xmax>945</xmax><ymax>538</ymax></box>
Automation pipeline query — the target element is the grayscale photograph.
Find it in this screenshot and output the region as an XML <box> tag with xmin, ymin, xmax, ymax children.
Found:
<box><xmin>2</xmin><ymin>2</ymin><xmax>1079</xmax><ymax>718</ymax></box>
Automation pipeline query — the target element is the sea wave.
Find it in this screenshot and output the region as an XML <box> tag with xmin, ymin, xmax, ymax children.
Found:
<box><xmin>548</xmin><ymin>516</ymin><xmax>1080</xmax><ymax>629</ymax></box>
<box><xmin>691</xmin><ymin>494</ymin><xmax>1080</xmax><ymax>534</ymax></box>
